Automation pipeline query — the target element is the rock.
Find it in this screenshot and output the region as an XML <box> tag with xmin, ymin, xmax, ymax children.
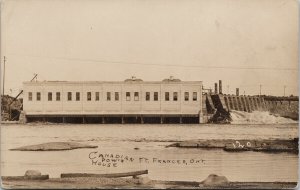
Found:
<box><xmin>25</xmin><ymin>170</ymin><xmax>41</xmax><ymax>177</ymax></box>
<box><xmin>135</xmin><ymin>176</ymin><xmax>151</xmax><ymax>185</ymax></box>
<box><xmin>10</xmin><ymin>142</ymin><xmax>98</xmax><ymax>151</ymax></box>
<box><xmin>200</xmin><ymin>174</ymin><xmax>229</xmax><ymax>186</ymax></box>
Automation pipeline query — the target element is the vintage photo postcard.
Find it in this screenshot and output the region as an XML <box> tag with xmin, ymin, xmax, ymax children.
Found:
<box><xmin>0</xmin><ymin>0</ymin><xmax>299</xmax><ymax>189</ymax></box>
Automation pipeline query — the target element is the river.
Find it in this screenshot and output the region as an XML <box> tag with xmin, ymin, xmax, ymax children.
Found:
<box><xmin>0</xmin><ymin>123</ymin><xmax>298</xmax><ymax>182</ymax></box>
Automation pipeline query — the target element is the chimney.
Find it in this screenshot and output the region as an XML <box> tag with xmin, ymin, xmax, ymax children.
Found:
<box><xmin>219</xmin><ymin>80</ymin><xmax>222</xmax><ymax>94</ymax></box>
<box><xmin>236</xmin><ymin>88</ymin><xmax>239</xmax><ymax>96</ymax></box>
<box><xmin>214</xmin><ymin>83</ymin><xmax>218</xmax><ymax>94</ymax></box>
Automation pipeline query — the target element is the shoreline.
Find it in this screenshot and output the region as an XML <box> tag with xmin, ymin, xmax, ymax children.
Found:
<box><xmin>2</xmin><ymin>176</ymin><xmax>297</xmax><ymax>189</ymax></box>
<box><xmin>167</xmin><ymin>138</ymin><xmax>299</xmax><ymax>153</ymax></box>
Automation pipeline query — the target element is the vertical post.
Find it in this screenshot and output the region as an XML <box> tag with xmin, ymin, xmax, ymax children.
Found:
<box><xmin>236</xmin><ymin>88</ymin><xmax>239</xmax><ymax>96</ymax></box>
<box><xmin>3</xmin><ymin>56</ymin><xmax>6</xmax><ymax>95</ymax></box>
<box><xmin>259</xmin><ymin>85</ymin><xmax>262</xmax><ymax>96</ymax></box>
<box><xmin>141</xmin><ymin>116</ymin><xmax>144</xmax><ymax>124</ymax></box>
<box><xmin>219</xmin><ymin>80</ymin><xmax>222</xmax><ymax>94</ymax></box>
<box><xmin>214</xmin><ymin>83</ymin><xmax>218</xmax><ymax>94</ymax></box>
<box><xmin>9</xmin><ymin>107</ymin><xmax>11</xmax><ymax>120</ymax></box>
<box><xmin>160</xmin><ymin>116</ymin><xmax>163</xmax><ymax>124</ymax></box>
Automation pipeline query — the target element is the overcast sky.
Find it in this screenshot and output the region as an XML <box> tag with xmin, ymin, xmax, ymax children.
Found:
<box><xmin>1</xmin><ymin>0</ymin><xmax>298</xmax><ymax>97</ymax></box>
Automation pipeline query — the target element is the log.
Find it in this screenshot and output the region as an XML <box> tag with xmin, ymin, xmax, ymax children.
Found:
<box><xmin>61</xmin><ymin>170</ymin><xmax>148</xmax><ymax>178</ymax></box>
<box><xmin>1</xmin><ymin>175</ymin><xmax>49</xmax><ymax>180</ymax></box>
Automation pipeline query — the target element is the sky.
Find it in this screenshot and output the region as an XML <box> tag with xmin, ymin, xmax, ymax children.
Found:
<box><xmin>1</xmin><ymin>0</ymin><xmax>298</xmax><ymax>97</ymax></box>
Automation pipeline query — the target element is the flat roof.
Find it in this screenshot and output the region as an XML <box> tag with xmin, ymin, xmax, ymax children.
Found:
<box><xmin>23</xmin><ymin>80</ymin><xmax>203</xmax><ymax>85</ymax></box>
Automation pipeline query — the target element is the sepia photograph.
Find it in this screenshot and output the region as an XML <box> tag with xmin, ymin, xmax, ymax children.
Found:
<box><xmin>0</xmin><ymin>0</ymin><xmax>299</xmax><ymax>189</ymax></box>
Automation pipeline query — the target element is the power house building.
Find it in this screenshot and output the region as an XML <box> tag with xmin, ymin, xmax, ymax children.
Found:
<box><xmin>22</xmin><ymin>77</ymin><xmax>205</xmax><ymax>124</ymax></box>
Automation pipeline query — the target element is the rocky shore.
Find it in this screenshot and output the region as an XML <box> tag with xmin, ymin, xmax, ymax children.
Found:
<box><xmin>167</xmin><ymin>138</ymin><xmax>299</xmax><ymax>153</ymax></box>
<box><xmin>10</xmin><ymin>142</ymin><xmax>98</xmax><ymax>151</ymax></box>
<box><xmin>1</xmin><ymin>172</ymin><xmax>297</xmax><ymax>189</ymax></box>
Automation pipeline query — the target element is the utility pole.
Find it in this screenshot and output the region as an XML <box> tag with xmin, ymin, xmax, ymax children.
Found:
<box><xmin>284</xmin><ymin>85</ymin><xmax>286</xmax><ymax>97</ymax></box>
<box><xmin>227</xmin><ymin>85</ymin><xmax>229</xmax><ymax>94</ymax></box>
<box><xmin>2</xmin><ymin>56</ymin><xmax>6</xmax><ymax>96</ymax></box>
<box><xmin>259</xmin><ymin>84</ymin><xmax>262</xmax><ymax>96</ymax></box>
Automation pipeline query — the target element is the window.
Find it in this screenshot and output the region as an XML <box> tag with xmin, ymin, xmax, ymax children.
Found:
<box><xmin>76</xmin><ymin>92</ymin><xmax>80</xmax><ymax>101</ymax></box>
<box><xmin>68</xmin><ymin>92</ymin><xmax>72</xmax><ymax>101</ymax></box>
<box><xmin>193</xmin><ymin>92</ymin><xmax>197</xmax><ymax>101</ymax></box>
<box><xmin>126</xmin><ymin>92</ymin><xmax>130</xmax><ymax>101</ymax></box>
<box><xmin>95</xmin><ymin>92</ymin><xmax>100</xmax><ymax>101</ymax></box>
<box><xmin>173</xmin><ymin>92</ymin><xmax>178</xmax><ymax>101</ymax></box>
<box><xmin>107</xmin><ymin>92</ymin><xmax>111</xmax><ymax>101</ymax></box>
<box><xmin>165</xmin><ymin>92</ymin><xmax>169</xmax><ymax>101</ymax></box>
<box><xmin>48</xmin><ymin>92</ymin><xmax>52</xmax><ymax>101</ymax></box>
<box><xmin>87</xmin><ymin>92</ymin><xmax>91</xmax><ymax>101</ymax></box>
<box><xmin>154</xmin><ymin>92</ymin><xmax>158</xmax><ymax>101</ymax></box>
<box><xmin>134</xmin><ymin>92</ymin><xmax>139</xmax><ymax>101</ymax></box>
<box><xmin>56</xmin><ymin>92</ymin><xmax>60</xmax><ymax>101</ymax></box>
<box><xmin>28</xmin><ymin>92</ymin><xmax>32</xmax><ymax>101</ymax></box>
<box><xmin>37</xmin><ymin>92</ymin><xmax>41</xmax><ymax>101</ymax></box>
<box><xmin>115</xmin><ymin>92</ymin><xmax>119</xmax><ymax>101</ymax></box>
<box><xmin>146</xmin><ymin>92</ymin><xmax>150</xmax><ymax>101</ymax></box>
<box><xmin>184</xmin><ymin>92</ymin><xmax>189</xmax><ymax>101</ymax></box>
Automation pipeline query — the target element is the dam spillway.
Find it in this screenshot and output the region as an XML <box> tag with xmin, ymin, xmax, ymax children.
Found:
<box><xmin>203</xmin><ymin>94</ymin><xmax>299</xmax><ymax>121</ymax></box>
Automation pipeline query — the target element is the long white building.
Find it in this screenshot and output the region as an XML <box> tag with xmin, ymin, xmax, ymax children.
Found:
<box><xmin>22</xmin><ymin>77</ymin><xmax>205</xmax><ymax>123</ymax></box>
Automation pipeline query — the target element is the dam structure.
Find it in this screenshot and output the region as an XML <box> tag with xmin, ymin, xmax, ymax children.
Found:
<box><xmin>22</xmin><ymin>77</ymin><xmax>205</xmax><ymax>124</ymax></box>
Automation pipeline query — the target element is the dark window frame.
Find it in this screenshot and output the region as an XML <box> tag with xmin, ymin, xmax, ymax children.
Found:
<box><xmin>87</xmin><ymin>92</ymin><xmax>92</xmax><ymax>101</ymax></box>
<box><xmin>36</xmin><ymin>92</ymin><xmax>41</xmax><ymax>101</ymax></box>
<box><xmin>107</xmin><ymin>92</ymin><xmax>111</xmax><ymax>101</ymax></box>
<box><xmin>184</xmin><ymin>92</ymin><xmax>189</xmax><ymax>101</ymax></box>
<box><xmin>146</xmin><ymin>92</ymin><xmax>150</xmax><ymax>101</ymax></box>
<box><xmin>76</xmin><ymin>92</ymin><xmax>80</xmax><ymax>101</ymax></box>
<box><xmin>173</xmin><ymin>92</ymin><xmax>178</xmax><ymax>101</ymax></box>
<box><xmin>126</xmin><ymin>92</ymin><xmax>131</xmax><ymax>101</ymax></box>
<box><xmin>95</xmin><ymin>92</ymin><xmax>100</xmax><ymax>101</ymax></box>
<box><xmin>68</xmin><ymin>92</ymin><xmax>72</xmax><ymax>101</ymax></box>
<box><xmin>165</xmin><ymin>92</ymin><xmax>169</xmax><ymax>101</ymax></box>
<box><xmin>56</xmin><ymin>92</ymin><xmax>60</xmax><ymax>101</ymax></box>
<box><xmin>115</xmin><ymin>92</ymin><xmax>119</xmax><ymax>101</ymax></box>
<box><xmin>48</xmin><ymin>92</ymin><xmax>52</xmax><ymax>101</ymax></box>
<box><xmin>134</xmin><ymin>92</ymin><xmax>139</xmax><ymax>101</ymax></box>
<box><xmin>154</xmin><ymin>92</ymin><xmax>158</xmax><ymax>101</ymax></box>
<box><xmin>193</xmin><ymin>92</ymin><xmax>197</xmax><ymax>101</ymax></box>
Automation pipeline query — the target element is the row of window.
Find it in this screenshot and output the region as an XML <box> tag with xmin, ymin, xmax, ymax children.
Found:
<box><xmin>28</xmin><ymin>91</ymin><xmax>198</xmax><ymax>102</ymax></box>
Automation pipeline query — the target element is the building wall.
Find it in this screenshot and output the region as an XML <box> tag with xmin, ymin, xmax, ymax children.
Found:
<box><xmin>23</xmin><ymin>81</ymin><xmax>203</xmax><ymax>116</ymax></box>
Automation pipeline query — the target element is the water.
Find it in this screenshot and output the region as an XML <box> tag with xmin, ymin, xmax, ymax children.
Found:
<box><xmin>1</xmin><ymin>122</ymin><xmax>298</xmax><ymax>182</ymax></box>
<box><xmin>230</xmin><ymin>110</ymin><xmax>298</xmax><ymax>124</ymax></box>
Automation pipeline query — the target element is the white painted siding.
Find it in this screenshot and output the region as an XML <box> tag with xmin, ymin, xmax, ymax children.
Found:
<box><xmin>23</xmin><ymin>81</ymin><xmax>202</xmax><ymax>116</ymax></box>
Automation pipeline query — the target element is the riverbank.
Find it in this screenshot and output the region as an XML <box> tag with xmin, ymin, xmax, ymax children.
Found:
<box><xmin>2</xmin><ymin>176</ymin><xmax>297</xmax><ymax>189</ymax></box>
<box><xmin>167</xmin><ymin>138</ymin><xmax>299</xmax><ymax>153</ymax></box>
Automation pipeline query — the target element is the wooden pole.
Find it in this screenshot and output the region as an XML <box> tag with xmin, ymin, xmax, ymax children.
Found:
<box><xmin>3</xmin><ymin>56</ymin><xmax>6</xmax><ymax>95</ymax></box>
